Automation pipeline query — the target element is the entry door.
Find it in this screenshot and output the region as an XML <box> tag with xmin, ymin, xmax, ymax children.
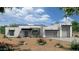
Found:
<box><xmin>20</xmin><ymin>30</ymin><xmax>29</xmax><ymax>37</ymax></box>
<box><xmin>24</xmin><ymin>30</ymin><xmax>28</xmax><ymax>37</ymax></box>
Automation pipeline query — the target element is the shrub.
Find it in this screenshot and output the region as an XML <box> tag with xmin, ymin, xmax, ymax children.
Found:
<box><xmin>70</xmin><ymin>40</ymin><xmax>79</xmax><ymax>51</ymax></box>
<box><xmin>49</xmin><ymin>39</ymin><xmax>52</xmax><ymax>41</ymax></box>
<box><xmin>19</xmin><ymin>41</ymin><xmax>25</xmax><ymax>45</ymax></box>
<box><xmin>24</xmin><ymin>43</ymin><xmax>28</xmax><ymax>45</ymax></box>
<box><xmin>0</xmin><ymin>26</ymin><xmax>5</xmax><ymax>34</ymax></box>
<box><xmin>0</xmin><ymin>42</ymin><xmax>14</xmax><ymax>51</ymax></box>
<box><xmin>75</xmin><ymin>35</ymin><xmax>79</xmax><ymax>37</ymax></box>
<box><xmin>37</xmin><ymin>39</ymin><xmax>47</xmax><ymax>45</ymax></box>
<box><xmin>17</xmin><ymin>36</ymin><xmax>21</xmax><ymax>38</ymax></box>
<box><xmin>55</xmin><ymin>43</ymin><xmax>63</xmax><ymax>48</ymax></box>
<box><xmin>4</xmin><ymin>35</ymin><xmax>7</xmax><ymax>38</ymax></box>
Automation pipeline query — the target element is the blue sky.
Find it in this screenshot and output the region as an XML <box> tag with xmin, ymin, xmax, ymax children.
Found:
<box><xmin>0</xmin><ymin>7</ymin><xmax>79</xmax><ymax>26</ymax></box>
<box><xmin>44</xmin><ymin>7</ymin><xmax>79</xmax><ymax>21</ymax></box>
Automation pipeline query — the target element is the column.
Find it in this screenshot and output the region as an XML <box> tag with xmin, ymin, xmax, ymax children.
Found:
<box><xmin>43</xmin><ymin>29</ymin><xmax>46</xmax><ymax>38</ymax></box>
<box><xmin>70</xmin><ymin>25</ymin><xmax>72</xmax><ymax>38</ymax></box>
<box><xmin>40</xmin><ymin>26</ymin><xmax>45</xmax><ymax>38</ymax></box>
<box><xmin>59</xmin><ymin>24</ymin><xmax>62</xmax><ymax>38</ymax></box>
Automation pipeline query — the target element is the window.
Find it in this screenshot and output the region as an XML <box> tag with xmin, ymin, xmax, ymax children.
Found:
<box><xmin>8</xmin><ymin>30</ymin><xmax>15</xmax><ymax>36</ymax></box>
<box><xmin>32</xmin><ymin>30</ymin><xmax>40</xmax><ymax>37</ymax></box>
<box><xmin>32</xmin><ymin>30</ymin><xmax>39</xmax><ymax>34</ymax></box>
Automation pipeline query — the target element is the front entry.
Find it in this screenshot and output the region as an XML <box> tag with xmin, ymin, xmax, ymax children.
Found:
<box><xmin>22</xmin><ymin>30</ymin><xmax>28</xmax><ymax>37</ymax></box>
<box><xmin>62</xmin><ymin>25</ymin><xmax>70</xmax><ymax>38</ymax></box>
<box><xmin>19</xmin><ymin>29</ymin><xmax>32</xmax><ymax>37</ymax></box>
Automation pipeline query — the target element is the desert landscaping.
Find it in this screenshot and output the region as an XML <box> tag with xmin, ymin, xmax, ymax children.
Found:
<box><xmin>0</xmin><ymin>7</ymin><xmax>79</xmax><ymax>51</ymax></box>
<box><xmin>0</xmin><ymin>34</ymin><xmax>71</xmax><ymax>51</ymax></box>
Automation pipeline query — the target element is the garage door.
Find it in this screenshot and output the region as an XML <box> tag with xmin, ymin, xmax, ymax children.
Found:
<box><xmin>45</xmin><ymin>30</ymin><xmax>58</xmax><ymax>38</ymax></box>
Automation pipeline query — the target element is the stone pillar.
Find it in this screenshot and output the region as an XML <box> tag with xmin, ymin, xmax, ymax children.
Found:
<box><xmin>43</xmin><ymin>29</ymin><xmax>46</xmax><ymax>38</ymax></box>
<box><xmin>70</xmin><ymin>25</ymin><xmax>72</xmax><ymax>38</ymax></box>
<box><xmin>59</xmin><ymin>24</ymin><xmax>62</xmax><ymax>38</ymax></box>
<box><xmin>4</xmin><ymin>28</ymin><xmax>7</xmax><ymax>38</ymax></box>
<box><xmin>40</xmin><ymin>26</ymin><xmax>45</xmax><ymax>38</ymax></box>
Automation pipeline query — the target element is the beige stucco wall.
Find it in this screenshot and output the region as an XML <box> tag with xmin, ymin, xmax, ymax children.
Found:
<box><xmin>5</xmin><ymin>27</ymin><xmax>21</xmax><ymax>37</ymax></box>
<box><xmin>5</xmin><ymin>24</ymin><xmax>72</xmax><ymax>38</ymax></box>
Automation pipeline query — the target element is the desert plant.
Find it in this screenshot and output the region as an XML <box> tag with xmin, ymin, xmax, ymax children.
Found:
<box><xmin>24</xmin><ymin>43</ymin><xmax>28</xmax><ymax>45</ymax></box>
<box><xmin>55</xmin><ymin>43</ymin><xmax>63</xmax><ymax>48</ymax></box>
<box><xmin>19</xmin><ymin>41</ymin><xmax>25</xmax><ymax>45</ymax></box>
<box><xmin>17</xmin><ymin>36</ymin><xmax>21</xmax><ymax>38</ymax></box>
<box><xmin>4</xmin><ymin>35</ymin><xmax>7</xmax><ymax>38</ymax></box>
<box><xmin>0</xmin><ymin>42</ymin><xmax>14</xmax><ymax>51</ymax></box>
<box><xmin>75</xmin><ymin>35</ymin><xmax>79</xmax><ymax>37</ymax></box>
<box><xmin>70</xmin><ymin>40</ymin><xmax>79</xmax><ymax>51</ymax></box>
<box><xmin>37</xmin><ymin>39</ymin><xmax>47</xmax><ymax>45</ymax></box>
<box><xmin>49</xmin><ymin>39</ymin><xmax>52</xmax><ymax>41</ymax></box>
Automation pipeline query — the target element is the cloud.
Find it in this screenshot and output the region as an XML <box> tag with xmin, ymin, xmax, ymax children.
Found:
<box><xmin>5</xmin><ymin>8</ymin><xmax>13</xmax><ymax>15</ymax></box>
<box><xmin>60</xmin><ymin>17</ymin><xmax>74</xmax><ymax>24</ymax></box>
<box><xmin>22</xmin><ymin>7</ymin><xmax>33</xmax><ymax>14</ymax></box>
<box><xmin>60</xmin><ymin>17</ymin><xmax>74</xmax><ymax>22</ymax></box>
<box><xmin>40</xmin><ymin>14</ymin><xmax>50</xmax><ymax>20</ymax></box>
<box><xmin>5</xmin><ymin>8</ymin><xmax>21</xmax><ymax>17</ymax></box>
<box><xmin>24</xmin><ymin>14</ymin><xmax>50</xmax><ymax>22</ymax></box>
<box><xmin>24</xmin><ymin>14</ymin><xmax>36</xmax><ymax>22</ymax></box>
<box><xmin>35</xmin><ymin>8</ymin><xmax>45</xmax><ymax>14</ymax></box>
<box><xmin>0</xmin><ymin>7</ymin><xmax>51</xmax><ymax>25</ymax></box>
<box><xmin>23</xmin><ymin>8</ymin><xmax>50</xmax><ymax>22</ymax></box>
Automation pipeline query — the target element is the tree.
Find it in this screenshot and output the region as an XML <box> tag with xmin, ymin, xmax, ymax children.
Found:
<box><xmin>0</xmin><ymin>26</ymin><xmax>5</xmax><ymax>34</ymax></box>
<box><xmin>70</xmin><ymin>40</ymin><xmax>79</xmax><ymax>51</ymax></box>
<box><xmin>0</xmin><ymin>7</ymin><xmax>5</xmax><ymax>13</ymax></box>
<box><xmin>62</xmin><ymin>7</ymin><xmax>79</xmax><ymax>16</ymax></box>
<box><xmin>61</xmin><ymin>7</ymin><xmax>79</xmax><ymax>32</ymax></box>
<box><xmin>72</xmin><ymin>21</ymin><xmax>79</xmax><ymax>32</ymax></box>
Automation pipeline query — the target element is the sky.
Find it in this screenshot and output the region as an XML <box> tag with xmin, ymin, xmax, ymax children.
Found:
<box><xmin>0</xmin><ymin>7</ymin><xmax>79</xmax><ymax>26</ymax></box>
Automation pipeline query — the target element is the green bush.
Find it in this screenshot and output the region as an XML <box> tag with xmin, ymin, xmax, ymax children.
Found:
<box><xmin>37</xmin><ymin>39</ymin><xmax>47</xmax><ymax>45</ymax></box>
<box><xmin>72</xmin><ymin>21</ymin><xmax>79</xmax><ymax>32</ymax></box>
<box><xmin>70</xmin><ymin>40</ymin><xmax>79</xmax><ymax>51</ymax></box>
<box><xmin>0</xmin><ymin>26</ymin><xmax>5</xmax><ymax>34</ymax></box>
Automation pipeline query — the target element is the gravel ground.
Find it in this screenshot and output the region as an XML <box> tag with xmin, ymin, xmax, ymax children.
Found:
<box><xmin>0</xmin><ymin>37</ymin><xmax>70</xmax><ymax>51</ymax></box>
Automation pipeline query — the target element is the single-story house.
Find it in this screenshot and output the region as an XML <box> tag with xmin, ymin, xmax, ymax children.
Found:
<box><xmin>5</xmin><ymin>22</ymin><xmax>72</xmax><ymax>38</ymax></box>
